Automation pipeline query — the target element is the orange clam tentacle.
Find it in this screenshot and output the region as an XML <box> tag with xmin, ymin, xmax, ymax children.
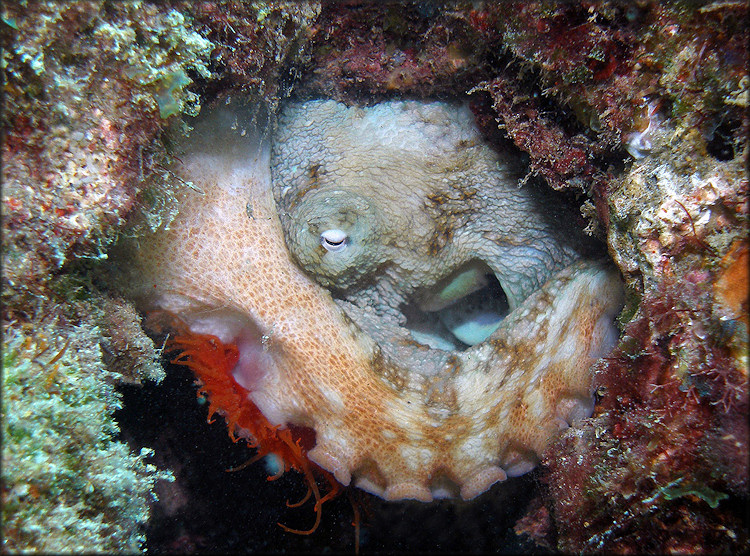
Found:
<box><xmin>286</xmin><ymin>484</ymin><xmax>312</xmax><ymax>508</ymax></box>
<box><xmin>225</xmin><ymin>453</ymin><xmax>264</xmax><ymax>473</ymax></box>
<box><xmin>277</xmin><ymin>463</ymin><xmax>323</xmax><ymax>535</ymax></box>
<box><xmin>166</xmin><ymin>329</ymin><xmax>343</xmax><ymax>535</ymax></box>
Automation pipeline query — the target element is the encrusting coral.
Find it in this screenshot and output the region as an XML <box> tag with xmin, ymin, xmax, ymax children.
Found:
<box><xmin>1</xmin><ymin>1</ymin><xmax>213</xmax><ymax>302</ymax></box>
<box><xmin>1</xmin><ymin>310</ymin><xmax>171</xmax><ymax>552</ymax></box>
<box><xmin>535</xmin><ymin>100</ymin><xmax>749</xmax><ymax>554</ymax></box>
<box><xmin>469</xmin><ymin>2</ymin><xmax>748</xmax><ymax>552</ymax></box>
<box><xmin>1</xmin><ymin>1</ymin><xmax>208</xmax><ymax>551</ymax></box>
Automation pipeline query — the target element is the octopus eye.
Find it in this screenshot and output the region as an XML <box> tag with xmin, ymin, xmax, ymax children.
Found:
<box><xmin>320</xmin><ymin>228</ymin><xmax>348</xmax><ymax>252</ymax></box>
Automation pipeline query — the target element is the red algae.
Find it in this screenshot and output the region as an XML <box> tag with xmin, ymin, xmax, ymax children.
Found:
<box><xmin>187</xmin><ymin>1</ymin><xmax>319</xmax><ymax>116</ymax></box>
<box><xmin>535</xmin><ymin>271</ymin><xmax>748</xmax><ymax>553</ymax></box>
<box><xmin>300</xmin><ymin>1</ymin><xmax>490</xmax><ymax>102</ymax></box>
<box><xmin>470</xmin><ymin>73</ymin><xmax>608</xmax><ymax>195</ymax></box>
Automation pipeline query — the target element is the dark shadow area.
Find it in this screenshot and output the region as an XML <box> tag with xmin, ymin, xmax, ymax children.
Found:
<box><xmin>403</xmin><ymin>265</ymin><xmax>510</xmax><ymax>350</ymax></box>
<box><xmin>706</xmin><ymin>118</ymin><xmax>741</xmax><ymax>161</ymax></box>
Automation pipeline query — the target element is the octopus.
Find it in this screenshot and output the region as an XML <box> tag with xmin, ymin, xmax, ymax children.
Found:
<box><xmin>124</xmin><ymin>98</ymin><xmax>624</xmax><ymax>505</ymax></box>
<box><xmin>273</xmin><ymin>99</ymin><xmax>595</xmax><ymax>367</ymax></box>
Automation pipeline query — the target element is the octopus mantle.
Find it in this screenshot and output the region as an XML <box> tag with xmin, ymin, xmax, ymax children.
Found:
<box><xmin>127</xmin><ymin>102</ymin><xmax>624</xmax><ymax>502</ymax></box>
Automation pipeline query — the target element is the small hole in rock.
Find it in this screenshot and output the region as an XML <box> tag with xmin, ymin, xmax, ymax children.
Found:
<box><xmin>707</xmin><ymin>119</ymin><xmax>739</xmax><ymax>161</ymax></box>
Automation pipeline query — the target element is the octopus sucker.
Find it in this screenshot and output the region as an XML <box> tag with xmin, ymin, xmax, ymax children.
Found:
<box><xmin>123</xmin><ymin>99</ymin><xmax>624</xmax><ymax>506</ymax></box>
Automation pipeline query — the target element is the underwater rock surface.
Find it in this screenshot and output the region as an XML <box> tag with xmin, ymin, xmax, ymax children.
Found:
<box><xmin>2</xmin><ymin>1</ymin><xmax>747</xmax><ymax>553</ymax></box>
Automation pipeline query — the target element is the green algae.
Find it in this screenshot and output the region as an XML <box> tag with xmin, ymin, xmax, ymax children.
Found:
<box><xmin>660</xmin><ymin>478</ymin><xmax>729</xmax><ymax>509</ymax></box>
<box><xmin>91</xmin><ymin>3</ymin><xmax>213</xmax><ymax>118</ymax></box>
<box><xmin>1</xmin><ymin>322</ymin><xmax>172</xmax><ymax>553</ymax></box>
<box><xmin>155</xmin><ymin>69</ymin><xmax>193</xmax><ymax>119</ymax></box>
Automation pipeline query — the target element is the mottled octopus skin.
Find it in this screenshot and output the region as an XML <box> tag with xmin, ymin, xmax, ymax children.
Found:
<box><xmin>273</xmin><ymin>100</ymin><xmax>584</xmax><ymax>308</ymax></box>
<box><xmin>128</xmin><ymin>103</ymin><xmax>624</xmax><ymax>502</ymax></box>
<box><xmin>272</xmin><ymin>99</ymin><xmax>594</xmax><ymax>368</ymax></box>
